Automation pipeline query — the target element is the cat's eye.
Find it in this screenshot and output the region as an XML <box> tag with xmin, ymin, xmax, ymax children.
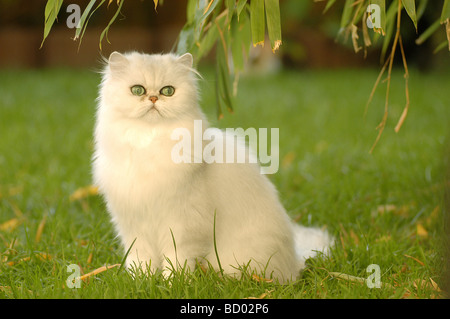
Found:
<box><xmin>131</xmin><ymin>85</ymin><xmax>146</xmax><ymax>96</ymax></box>
<box><xmin>160</xmin><ymin>86</ymin><xmax>175</xmax><ymax>97</ymax></box>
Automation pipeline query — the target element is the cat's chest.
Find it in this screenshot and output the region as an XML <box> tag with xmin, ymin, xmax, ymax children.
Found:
<box><xmin>100</xmin><ymin>145</ymin><xmax>189</xmax><ymax>211</ymax></box>
<box><xmin>95</xmin><ymin>120</ymin><xmax>199</xmax><ymax>200</ymax></box>
<box><xmin>105</xmin><ymin>124</ymin><xmax>174</xmax><ymax>168</ymax></box>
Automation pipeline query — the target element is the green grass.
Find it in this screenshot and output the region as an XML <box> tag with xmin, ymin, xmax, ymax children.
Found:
<box><xmin>0</xmin><ymin>66</ymin><xmax>448</xmax><ymax>299</ymax></box>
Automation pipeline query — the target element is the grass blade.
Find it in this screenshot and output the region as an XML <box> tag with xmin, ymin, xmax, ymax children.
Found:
<box><xmin>116</xmin><ymin>238</ymin><xmax>136</xmax><ymax>274</ymax></box>
<box><xmin>213</xmin><ymin>211</ymin><xmax>224</xmax><ymax>277</ymax></box>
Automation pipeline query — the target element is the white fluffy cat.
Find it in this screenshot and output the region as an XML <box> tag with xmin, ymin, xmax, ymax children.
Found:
<box><xmin>92</xmin><ymin>51</ymin><xmax>332</xmax><ymax>283</ymax></box>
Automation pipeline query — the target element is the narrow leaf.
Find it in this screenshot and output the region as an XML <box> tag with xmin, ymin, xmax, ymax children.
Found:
<box><xmin>196</xmin><ymin>24</ymin><xmax>219</xmax><ymax>61</ymax></box>
<box><xmin>433</xmin><ymin>39</ymin><xmax>449</xmax><ymax>53</ymax></box>
<box><xmin>416</xmin><ymin>0</ymin><xmax>428</xmax><ymax>21</ymax></box>
<box><xmin>230</xmin><ymin>17</ymin><xmax>245</xmax><ymax>71</ymax></box>
<box><xmin>340</xmin><ymin>0</ymin><xmax>354</xmax><ymax>29</ymax></box>
<box><xmin>236</xmin><ymin>0</ymin><xmax>247</xmax><ymax>20</ymax></box>
<box><xmin>226</xmin><ymin>0</ymin><xmax>235</xmax><ymax>25</ymax></box>
<box><xmin>193</xmin><ymin>0</ymin><xmax>221</xmax><ymax>44</ymax></box>
<box><xmin>215</xmin><ymin>62</ymin><xmax>224</xmax><ymax>120</ymax></box>
<box><xmin>441</xmin><ymin>0</ymin><xmax>450</xmax><ymax>23</ymax></box>
<box><xmin>239</xmin><ymin>10</ymin><xmax>252</xmax><ymax>57</ymax></box>
<box><xmin>176</xmin><ymin>25</ymin><xmax>196</xmax><ymax>54</ymax></box>
<box><xmin>380</xmin><ymin>0</ymin><xmax>398</xmax><ymax>62</ymax></box>
<box><xmin>99</xmin><ymin>0</ymin><xmax>124</xmax><ymax>50</ymax></box>
<box><xmin>265</xmin><ymin>0</ymin><xmax>282</xmax><ymax>52</ymax></box>
<box><xmin>445</xmin><ymin>19</ymin><xmax>450</xmax><ymax>51</ymax></box>
<box><xmin>250</xmin><ymin>0</ymin><xmax>265</xmax><ymax>47</ymax></box>
<box><xmin>186</xmin><ymin>0</ymin><xmax>197</xmax><ymax>24</ymax></box>
<box><xmin>323</xmin><ymin>0</ymin><xmax>337</xmax><ymax>13</ymax></box>
<box><xmin>75</xmin><ymin>0</ymin><xmax>106</xmax><ymax>50</ymax></box>
<box><xmin>217</xmin><ymin>30</ymin><xmax>234</xmax><ymax>113</ymax></box>
<box><xmin>199</xmin><ymin>0</ymin><xmax>221</xmax><ymax>27</ymax></box>
<box><xmin>442</xmin><ymin>0</ymin><xmax>450</xmax><ymax>51</ymax></box>
<box><xmin>402</xmin><ymin>0</ymin><xmax>418</xmax><ymax>31</ymax></box>
<box><xmin>415</xmin><ymin>19</ymin><xmax>440</xmax><ymax>45</ymax></box>
<box><xmin>74</xmin><ymin>0</ymin><xmax>98</xmax><ymax>40</ymax></box>
<box><xmin>40</xmin><ymin>0</ymin><xmax>64</xmax><ymax>48</ymax></box>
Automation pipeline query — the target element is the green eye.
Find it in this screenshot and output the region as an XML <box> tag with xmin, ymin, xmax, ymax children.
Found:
<box><xmin>160</xmin><ymin>86</ymin><xmax>175</xmax><ymax>96</ymax></box>
<box><xmin>131</xmin><ymin>85</ymin><xmax>146</xmax><ymax>96</ymax></box>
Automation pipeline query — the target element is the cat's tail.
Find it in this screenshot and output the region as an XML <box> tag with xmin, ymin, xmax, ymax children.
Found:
<box><xmin>291</xmin><ymin>223</ymin><xmax>334</xmax><ymax>268</ymax></box>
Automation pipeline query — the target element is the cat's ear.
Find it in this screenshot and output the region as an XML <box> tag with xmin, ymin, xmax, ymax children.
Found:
<box><xmin>109</xmin><ymin>51</ymin><xmax>129</xmax><ymax>73</ymax></box>
<box><xmin>177</xmin><ymin>53</ymin><xmax>193</xmax><ymax>68</ymax></box>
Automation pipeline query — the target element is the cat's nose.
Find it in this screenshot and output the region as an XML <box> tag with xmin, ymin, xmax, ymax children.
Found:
<box><xmin>149</xmin><ymin>96</ymin><xmax>158</xmax><ymax>103</ymax></box>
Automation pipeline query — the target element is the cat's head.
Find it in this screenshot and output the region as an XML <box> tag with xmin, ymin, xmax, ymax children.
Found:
<box><xmin>99</xmin><ymin>51</ymin><xmax>200</xmax><ymax>122</ymax></box>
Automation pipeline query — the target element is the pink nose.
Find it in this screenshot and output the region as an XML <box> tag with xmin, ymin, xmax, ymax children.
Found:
<box><xmin>149</xmin><ymin>96</ymin><xmax>158</xmax><ymax>103</ymax></box>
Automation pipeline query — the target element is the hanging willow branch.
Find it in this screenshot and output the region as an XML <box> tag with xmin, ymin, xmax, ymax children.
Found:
<box><xmin>40</xmin><ymin>0</ymin><xmax>283</xmax><ymax>119</ymax></box>
<box><xmin>322</xmin><ymin>0</ymin><xmax>450</xmax><ymax>152</ymax></box>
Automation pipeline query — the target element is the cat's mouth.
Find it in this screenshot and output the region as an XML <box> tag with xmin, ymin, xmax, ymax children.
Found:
<box><xmin>146</xmin><ymin>104</ymin><xmax>162</xmax><ymax>117</ymax></box>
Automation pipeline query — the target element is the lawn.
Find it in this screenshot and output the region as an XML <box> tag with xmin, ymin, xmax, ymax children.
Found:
<box><xmin>0</xmin><ymin>65</ymin><xmax>448</xmax><ymax>299</ymax></box>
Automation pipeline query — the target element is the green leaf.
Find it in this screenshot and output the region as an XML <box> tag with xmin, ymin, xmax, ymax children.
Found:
<box><xmin>340</xmin><ymin>0</ymin><xmax>354</xmax><ymax>29</ymax></box>
<box><xmin>186</xmin><ymin>0</ymin><xmax>197</xmax><ymax>24</ymax></box>
<box><xmin>433</xmin><ymin>39</ymin><xmax>449</xmax><ymax>53</ymax></box>
<box><xmin>216</xmin><ymin>38</ymin><xmax>234</xmax><ymax>115</ymax></box>
<box><xmin>239</xmin><ymin>10</ymin><xmax>252</xmax><ymax>57</ymax></box>
<box><xmin>74</xmin><ymin>0</ymin><xmax>100</xmax><ymax>43</ymax></box>
<box><xmin>215</xmin><ymin>63</ymin><xmax>224</xmax><ymax>119</ymax></box>
<box><xmin>250</xmin><ymin>0</ymin><xmax>265</xmax><ymax>47</ymax></box>
<box><xmin>265</xmin><ymin>0</ymin><xmax>282</xmax><ymax>52</ymax></box>
<box><xmin>352</xmin><ymin>1</ymin><xmax>367</xmax><ymax>25</ymax></box>
<box><xmin>230</xmin><ymin>17</ymin><xmax>244</xmax><ymax>71</ymax></box>
<box><xmin>40</xmin><ymin>0</ymin><xmax>64</xmax><ymax>48</ymax></box>
<box><xmin>441</xmin><ymin>0</ymin><xmax>450</xmax><ymax>23</ymax></box>
<box><xmin>416</xmin><ymin>0</ymin><xmax>428</xmax><ymax>21</ymax></box>
<box><xmin>236</xmin><ymin>0</ymin><xmax>247</xmax><ymax>20</ymax></box>
<box><xmin>196</xmin><ymin>24</ymin><xmax>219</xmax><ymax>62</ymax></box>
<box><xmin>441</xmin><ymin>0</ymin><xmax>450</xmax><ymax>52</ymax></box>
<box><xmin>381</xmin><ymin>0</ymin><xmax>398</xmax><ymax>62</ymax></box>
<box><xmin>176</xmin><ymin>25</ymin><xmax>196</xmax><ymax>54</ymax></box>
<box><xmin>76</xmin><ymin>0</ymin><xmax>107</xmax><ymax>49</ymax></box>
<box><xmin>323</xmin><ymin>0</ymin><xmax>337</xmax><ymax>13</ymax></box>
<box><xmin>195</xmin><ymin>9</ymin><xmax>228</xmax><ymax>62</ymax></box>
<box><xmin>415</xmin><ymin>19</ymin><xmax>440</xmax><ymax>45</ymax></box>
<box><xmin>226</xmin><ymin>0</ymin><xmax>235</xmax><ymax>25</ymax></box>
<box><xmin>402</xmin><ymin>0</ymin><xmax>418</xmax><ymax>31</ymax></box>
<box><xmin>99</xmin><ymin>0</ymin><xmax>124</xmax><ymax>50</ymax></box>
<box><xmin>197</xmin><ymin>0</ymin><xmax>221</xmax><ymax>28</ymax></box>
<box><xmin>192</xmin><ymin>0</ymin><xmax>221</xmax><ymax>46</ymax></box>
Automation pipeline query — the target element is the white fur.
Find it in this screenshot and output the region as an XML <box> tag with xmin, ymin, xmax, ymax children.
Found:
<box><xmin>92</xmin><ymin>51</ymin><xmax>333</xmax><ymax>283</ymax></box>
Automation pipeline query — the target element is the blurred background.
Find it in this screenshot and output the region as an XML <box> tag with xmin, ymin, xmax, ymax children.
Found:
<box><xmin>0</xmin><ymin>0</ymin><xmax>449</xmax><ymax>299</ymax></box>
<box><xmin>1</xmin><ymin>0</ymin><xmax>449</xmax><ymax>70</ymax></box>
